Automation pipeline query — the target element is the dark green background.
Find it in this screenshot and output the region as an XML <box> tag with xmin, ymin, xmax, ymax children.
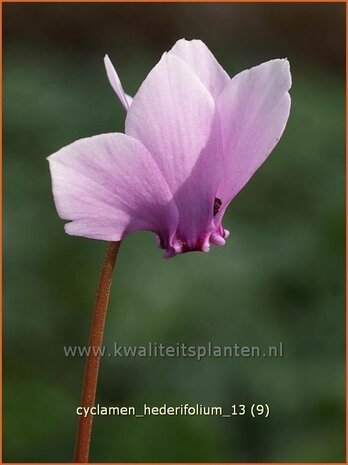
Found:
<box><xmin>3</xmin><ymin>3</ymin><xmax>345</xmax><ymax>462</ymax></box>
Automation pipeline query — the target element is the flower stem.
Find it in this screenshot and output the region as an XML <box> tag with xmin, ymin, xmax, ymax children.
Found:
<box><xmin>74</xmin><ymin>241</ymin><xmax>121</xmax><ymax>462</ymax></box>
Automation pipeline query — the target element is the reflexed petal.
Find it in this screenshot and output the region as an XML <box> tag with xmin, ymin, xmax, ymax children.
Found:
<box><xmin>104</xmin><ymin>55</ymin><xmax>133</xmax><ymax>110</ymax></box>
<box><xmin>125</xmin><ymin>53</ymin><xmax>224</xmax><ymax>251</ymax></box>
<box><xmin>216</xmin><ymin>59</ymin><xmax>291</xmax><ymax>218</ymax></box>
<box><xmin>48</xmin><ymin>133</ymin><xmax>179</xmax><ymax>245</ymax></box>
<box><xmin>169</xmin><ymin>39</ymin><xmax>230</xmax><ymax>100</ymax></box>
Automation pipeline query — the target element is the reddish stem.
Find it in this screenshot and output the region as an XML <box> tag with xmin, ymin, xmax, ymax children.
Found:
<box><xmin>74</xmin><ymin>241</ymin><xmax>121</xmax><ymax>462</ymax></box>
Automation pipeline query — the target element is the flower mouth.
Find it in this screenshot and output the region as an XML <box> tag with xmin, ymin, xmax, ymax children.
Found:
<box><xmin>155</xmin><ymin>193</ymin><xmax>230</xmax><ymax>257</ymax></box>
<box><xmin>159</xmin><ymin>234</ymin><xmax>211</xmax><ymax>258</ymax></box>
<box><xmin>160</xmin><ymin>225</ymin><xmax>230</xmax><ymax>258</ymax></box>
<box><xmin>175</xmin><ymin>237</ymin><xmax>209</xmax><ymax>254</ymax></box>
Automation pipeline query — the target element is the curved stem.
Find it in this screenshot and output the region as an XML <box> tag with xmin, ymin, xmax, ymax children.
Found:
<box><xmin>74</xmin><ymin>241</ymin><xmax>121</xmax><ymax>462</ymax></box>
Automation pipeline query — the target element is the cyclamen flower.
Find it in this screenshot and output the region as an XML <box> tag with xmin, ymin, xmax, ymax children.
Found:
<box><xmin>48</xmin><ymin>39</ymin><xmax>291</xmax><ymax>258</ymax></box>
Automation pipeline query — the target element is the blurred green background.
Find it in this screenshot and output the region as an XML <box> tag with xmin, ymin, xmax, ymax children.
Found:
<box><xmin>3</xmin><ymin>3</ymin><xmax>345</xmax><ymax>462</ymax></box>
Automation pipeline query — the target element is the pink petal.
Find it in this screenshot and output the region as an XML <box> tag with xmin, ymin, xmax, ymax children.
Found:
<box><xmin>104</xmin><ymin>54</ymin><xmax>133</xmax><ymax>111</ymax></box>
<box><xmin>216</xmin><ymin>59</ymin><xmax>291</xmax><ymax>218</ymax></box>
<box><xmin>48</xmin><ymin>133</ymin><xmax>179</xmax><ymax>246</ymax></box>
<box><xmin>125</xmin><ymin>53</ymin><xmax>223</xmax><ymax>252</ymax></box>
<box><xmin>169</xmin><ymin>39</ymin><xmax>230</xmax><ymax>100</ymax></box>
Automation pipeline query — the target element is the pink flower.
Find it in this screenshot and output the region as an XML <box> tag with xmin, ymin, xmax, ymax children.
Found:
<box><xmin>48</xmin><ymin>39</ymin><xmax>291</xmax><ymax>258</ymax></box>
